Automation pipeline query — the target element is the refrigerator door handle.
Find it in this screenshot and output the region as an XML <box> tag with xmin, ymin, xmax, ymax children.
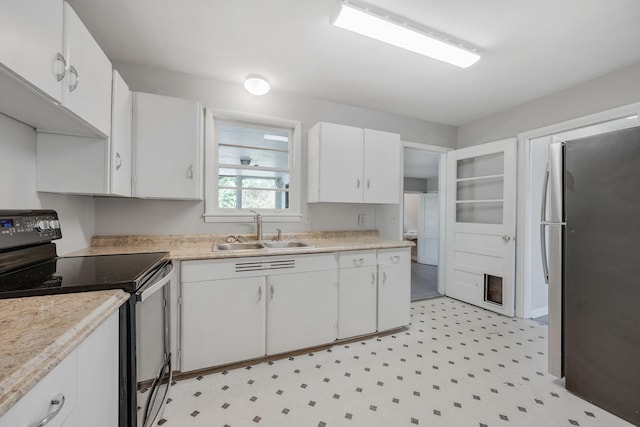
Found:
<box><xmin>540</xmin><ymin>164</ymin><xmax>551</xmax><ymax>284</ymax></box>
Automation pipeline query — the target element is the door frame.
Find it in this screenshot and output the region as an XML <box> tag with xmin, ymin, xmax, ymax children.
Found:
<box><xmin>515</xmin><ymin>102</ymin><xmax>640</xmax><ymax>318</ymax></box>
<box><xmin>400</xmin><ymin>141</ymin><xmax>451</xmax><ymax>295</ymax></box>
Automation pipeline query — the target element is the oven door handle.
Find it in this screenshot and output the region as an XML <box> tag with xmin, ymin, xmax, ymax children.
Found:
<box><xmin>137</xmin><ymin>263</ymin><xmax>174</xmax><ymax>302</ymax></box>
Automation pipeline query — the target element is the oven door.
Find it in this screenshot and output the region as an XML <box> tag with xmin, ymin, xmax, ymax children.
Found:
<box><xmin>135</xmin><ymin>261</ymin><xmax>174</xmax><ymax>427</ymax></box>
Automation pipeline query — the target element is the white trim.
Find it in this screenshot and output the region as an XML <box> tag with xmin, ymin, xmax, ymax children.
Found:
<box><xmin>403</xmin><ymin>140</ymin><xmax>452</xmax><ymax>153</ymax></box>
<box><xmin>515</xmin><ymin>102</ymin><xmax>640</xmax><ymax>319</ymax></box>
<box><xmin>203</xmin><ymin>109</ymin><xmax>302</xmax><ymax>222</ymax></box>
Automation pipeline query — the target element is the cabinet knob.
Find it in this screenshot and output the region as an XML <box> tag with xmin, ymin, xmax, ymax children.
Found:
<box><xmin>356</xmin><ymin>177</ymin><xmax>360</xmax><ymax>189</ymax></box>
<box><xmin>187</xmin><ymin>164</ymin><xmax>194</xmax><ymax>179</ymax></box>
<box><xmin>28</xmin><ymin>393</ymin><xmax>65</xmax><ymax>427</ymax></box>
<box><xmin>371</xmin><ymin>272</ymin><xmax>375</xmax><ymax>285</ymax></box>
<box><xmin>115</xmin><ymin>152</ymin><xmax>122</xmax><ymax>170</ymax></box>
<box><xmin>367</xmin><ymin>178</ymin><xmax>371</xmax><ymax>189</ymax></box>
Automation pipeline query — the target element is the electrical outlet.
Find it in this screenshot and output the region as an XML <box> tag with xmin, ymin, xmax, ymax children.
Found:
<box><xmin>358</xmin><ymin>213</ymin><xmax>365</xmax><ymax>226</ymax></box>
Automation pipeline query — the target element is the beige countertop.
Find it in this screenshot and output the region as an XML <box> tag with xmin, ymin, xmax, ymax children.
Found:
<box><xmin>70</xmin><ymin>230</ymin><xmax>413</xmax><ymax>260</ymax></box>
<box><xmin>0</xmin><ymin>290</ymin><xmax>129</xmax><ymax>417</ymax></box>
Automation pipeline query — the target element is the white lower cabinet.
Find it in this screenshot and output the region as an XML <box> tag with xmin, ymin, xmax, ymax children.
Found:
<box><xmin>181</xmin><ymin>277</ymin><xmax>266</xmax><ymax>372</ymax></box>
<box><xmin>337</xmin><ymin>250</ymin><xmax>378</xmax><ymax>339</ymax></box>
<box><xmin>180</xmin><ymin>254</ymin><xmax>337</xmax><ymax>372</ymax></box>
<box><xmin>266</xmin><ymin>270</ymin><xmax>337</xmax><ymax>355</ymax></box>
<box><xmin>0</xmin><ymin>310</ymin><xmax>118</xmax><ymax>427</ymax></box>
<box><xmin>377</xmin><ymin>248</ymin><xmax>411</xmax><ymax>331</ymax></box>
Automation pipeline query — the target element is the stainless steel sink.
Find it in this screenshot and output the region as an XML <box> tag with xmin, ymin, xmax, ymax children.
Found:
<box><xmin>214</xmin><ymin>242</ymin><xmax>266</xmax><ymax>251</ymax></box>
<box><xmin>213</xmin><ymin>241</ymin><xmax>313</xmax><ymax>251</ymax></box>
<box><xmin>262</xmin><ymin>241</ymin><xmax>313</xmax><ymax>249</ymax></box>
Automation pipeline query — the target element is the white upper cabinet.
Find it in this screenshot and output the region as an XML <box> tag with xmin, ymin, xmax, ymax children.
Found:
<box><xmin>36</xmin><ymin>70</ymin><xmax>131</xmax><ymax>196</ymax></box>
<box><xmin>132</xmin><ymin>92</ymin><xmax>203</xmax><ymax>200</ymax></box>
<box><xmin>363</xmin><ymin>129</ymin><xmax>401</xmax><ymax>203</ymax></box>
<box><xmin>109</xmin><ymin>70</ymin><xmax>132</xmax><ymax>197</ymax></box>
<box><xmin>0</xmin><ymin>0</ymin><xmax>112</xmax><ymax>137</ymax></box>
<box><xmin>307</xmin><ymin>122</ymin><xmax>401</xmax><ymax>204</ymax></box>
<box><xmin>61</xmin><ymin>2</ymin><xmax>112</xmax><ymax>137</ymax></box>
<box><xmin>0</xmin><ymin>0</ymin><xmax>64</xmax><ymax>102</ymax></box>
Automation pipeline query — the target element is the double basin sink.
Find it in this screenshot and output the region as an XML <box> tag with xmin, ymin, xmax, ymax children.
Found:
<box><xmin>213</xmin><ymin>241</ymin><xmax>314</xmax><ymax>251</ymax></box>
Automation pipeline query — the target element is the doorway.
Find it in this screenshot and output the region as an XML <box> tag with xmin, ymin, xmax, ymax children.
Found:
<box><xmin>403</xmin><ymin>147</ymin><xmax>442</xmax><ymax>301</ymax></box>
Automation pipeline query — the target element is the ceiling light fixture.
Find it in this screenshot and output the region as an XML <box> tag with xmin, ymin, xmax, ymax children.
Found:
<box><xmin>331</xmin><ymin>0</ymin><xmax>481</xmax><ymax>68</ymax></box>
<box><xmin>244</xmin><ymin>74</ymin><xmax>271</xmax><ymax>96</ymax></box>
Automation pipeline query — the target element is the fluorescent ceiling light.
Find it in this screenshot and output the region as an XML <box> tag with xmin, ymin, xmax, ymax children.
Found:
<box><xmin>331</xmin><ymin>0</ymin><xmax>480</xmax><ymax>68</ymax></box>
<box><xmin>264</xmin><ymin>134</ymin><xmax>289</xmax><ymax>142</ymax></box>
<box><xmin>244</xmin><ymin>74</ymin><xmax>270</xmax><ymax>96</ymax></box>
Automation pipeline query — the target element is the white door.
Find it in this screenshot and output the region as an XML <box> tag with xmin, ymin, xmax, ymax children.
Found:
<box><xmin>110</xmin><ymin>70</ymin><xmax>132</xmax><ymax>197</ymax></box>
<box><xmin>418</xmin><ymin>193</ymin><xmax>439</xmax><ymax>265</ymax></box>
<box><xmin>445</xmin><ymin>138</ymin><xmax>517</xmax><ymax>316</ymax></box>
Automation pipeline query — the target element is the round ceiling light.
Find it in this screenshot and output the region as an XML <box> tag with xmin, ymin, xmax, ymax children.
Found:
<box><xmin>244</xmin><ymin>74</ymin><xmax>270</xmax><ymax>96</ymax></box>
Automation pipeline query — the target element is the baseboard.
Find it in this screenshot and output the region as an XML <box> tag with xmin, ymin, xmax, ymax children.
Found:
<box><xmin>529</xmin><ymin>306</ymin><xmax>549</xmax><ymax>318</ymax></box>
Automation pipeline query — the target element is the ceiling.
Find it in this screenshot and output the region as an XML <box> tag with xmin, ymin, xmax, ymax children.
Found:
<box><xmin>68</xmin><ymin>0</ymin><xmax>640</xmax><ymax>126</ymax></box>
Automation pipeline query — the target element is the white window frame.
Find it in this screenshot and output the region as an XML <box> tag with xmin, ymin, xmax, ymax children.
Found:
<box><xmin>203</xmin><ymin>110</ymin><xmax>302</xmax><ymax>223</ymax></box>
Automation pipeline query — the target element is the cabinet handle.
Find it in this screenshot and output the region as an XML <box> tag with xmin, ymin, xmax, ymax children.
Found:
<box><xmin>382</xmin><ymin>271</ymin><xmax>387</xmax><ymax>284</ymax></box>
<box><xmin>54</xmin><ymin>53</ymin><xmax>66</xmax><ymax>82</ymax></box>
<box><xmin>367</xmin><ymin>178</ymin><xmax>371</xmax><ymax>189</ymax></box>
<box><xmin>270</xmin><ymin>284</ymin><xmax>274</xmax><ymax>301</ymax></box>
<box><xmin>391</xmin><ymin>255</ymin><xmax>400</xmax><ymax>264</ymax></box>
<box><xmin>353</xmin><ymin>258</ymin><xmax>364</xmax><ymax>266</ymax></box>
<box><xmin>115</xmin><ymin>152</ymin><xmax>122</xmax><ymax>170</ymax></box>
<box><xmin>187</xmin><ymin>164</ymin><xmax>194</xmax><ymax>179</ymax></box>
<box><xmin>371</xmin><ymin>272</ymin><xmax>375</xmax><ymax>285</ymax></box>
<box><xmin>68</xmin><ymin>65</ymin><xmax>79</xmax><ymax>92</ymax></box>
<box><xmin>356</xmin><ymin>178</ymin><xmax>360</xmax><ymax>189</ymax></box>
<box><xmin>28</xmin><ymin>393</ymin><xmax>65</xmax><ymax>427</ymax></box>
<box><xmin>257</xmin><ymin>286</ymin><xmax>262</xmax><ymax>302</ymax></box>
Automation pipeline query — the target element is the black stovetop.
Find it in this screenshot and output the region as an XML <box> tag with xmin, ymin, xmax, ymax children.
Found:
<box><xmin>0</xmin><ymin>252</ymin><xmax>169</xmax><ymax>299</ymax></box>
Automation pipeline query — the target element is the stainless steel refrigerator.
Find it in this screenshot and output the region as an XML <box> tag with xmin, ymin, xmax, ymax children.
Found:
<box><xmin>541</xmin><ymin>125</ymin><xmax>640</xmax><ymax>425</ymax></box>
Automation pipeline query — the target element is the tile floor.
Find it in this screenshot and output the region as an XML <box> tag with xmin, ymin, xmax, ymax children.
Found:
<box><xmin>152</xmin><ymin>297</ymin><xmax>632</xmax><ymax>427</ymax></box>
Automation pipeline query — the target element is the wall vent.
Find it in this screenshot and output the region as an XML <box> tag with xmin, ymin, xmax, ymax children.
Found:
<box><xmin>235</xmin><ymin>259</ymin><xmax>295</xmax><ymax>273</ymax></box>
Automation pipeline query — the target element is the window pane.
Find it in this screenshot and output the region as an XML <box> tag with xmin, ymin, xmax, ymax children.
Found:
<box><xmin>219</xmin><ymin>145</ymin><xmax>289</xmax><ymax>169</ymax></box>
<box><xmin>457</xmin><ymin>152</ymin><xmax>504</xmax><ymax>179</ymax></box>
<box><xmin>219</xmin><ymin>189</ymin><xmax>238</xmax><ymax>208</ymax></box>
<box><xmin>218</xmin><ymin>122</ymin><xmax>289</xmax><ymax>151</ymax></box>
<box><xmin>241</xmin><ymin>177</ymin><xmax>278</xmax><ymax>189</ymax></box>
<box><xmin>219</xmin><ymin>176</ymin><xmax>237</xmax><ymax>188</ymax></box>
<box><xmin>241</xmin><ymin>189</ymin><xmax>288</xmax><ymax>209</ymax></box>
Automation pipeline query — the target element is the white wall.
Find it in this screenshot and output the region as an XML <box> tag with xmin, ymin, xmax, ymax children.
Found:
<box><xmin>458</xmin><ymin>61</ymin><xmax>640</xmax><ymax>147</ymax></box>
<box><xmin>0</xmin><ymin>113</ymin><xmax>95</xmax><ymax>254</ymax></box>
<box><xmin>95</xmin><ymin>62</ymin><xmax>457</xmax><ymax>236</ymax></box>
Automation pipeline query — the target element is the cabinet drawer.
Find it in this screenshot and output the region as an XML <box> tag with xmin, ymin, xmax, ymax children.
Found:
<box><xmin>338</xmin><ymin>250</ymin><xmax>377</xmax><ymax>268</ymax></box>
<box><xmin>377</xmin><ymin>247</ymin><xmax>411</xmax><ymax>265</ymax></box>
<box><xmin>182</xmin><ymin>253</ymin><xmax>337</xmax><ymax>282</ymax></box>
<box><xmin>0</xmin><ymin>351</ymin><xmax>78</xmax><ymax>427</ymax></box>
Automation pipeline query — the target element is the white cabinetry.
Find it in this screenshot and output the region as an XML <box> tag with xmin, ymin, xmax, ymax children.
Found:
<box><xmin>0</xmin><ymin>1</ymin><xmax>112</xmax><ymax>137</ymax></box>
<box><xmin>133</xmin><ymin>92</ymin><xmax>203</xmax><ymax>200</ymax></box>
<box><xmin>181</xmin><ymin>277</ymin><xmax>266</xmax><ymax>372</ymax></box>
<box><xmin>36</xmin><ymin>70</ymin><xmax>132</xmax><ymax>196</ymax></box>
<box><xmin>337</xmin><ymin>250</ymin><xmax>377</xmax><ymax>339</ymax></box>
<box><xmin>307</xmin><ymin>122</ymin><xmax>401</xmax><ymax>204</ymax></box>
<box><xmin>266</xmin><ymin>270</ymin><xmax>337</xmax><ymax>354</ymax></box>
<box><xmin>61</xmin><ymin>2</ymin><xmax>112</xmax><ymax>137</ymax></box>
<box><xmin>377</xmin><ymin>248</ymin><xmax>411</xmax><ymax>331</ymax></box>
<box><xmin>180</xmin><ymin>254</ymin><xmax>337</xmax><ymax>372</ymax></box>
<box><xmin>0</xmin><ymin>311</ymin><xmax>118</xmax><ymax>427</ymax></box>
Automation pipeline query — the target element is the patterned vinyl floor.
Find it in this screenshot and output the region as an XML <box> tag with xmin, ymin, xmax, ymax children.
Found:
<box><xmin>151</xmin><ymin>297</ymin><xmax>632</xmax><ymax>427</ymax></box>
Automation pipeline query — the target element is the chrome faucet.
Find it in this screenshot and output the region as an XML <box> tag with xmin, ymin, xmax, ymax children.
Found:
<box><xmin>250</xmin><ymin>210</ymin><xmax>263</xmax><ymax>241</ymax></box>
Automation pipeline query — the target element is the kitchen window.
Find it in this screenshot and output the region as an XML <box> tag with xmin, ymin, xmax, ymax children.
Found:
<box><xmin>204</xmin><ymin>113</ymin><xmax>301</xmax><ymax>222</ymax></box>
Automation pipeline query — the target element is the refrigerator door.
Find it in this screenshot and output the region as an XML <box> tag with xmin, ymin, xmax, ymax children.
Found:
<box><xmin>564</xmin><ymin>126</ymin><xmax>640</xmax><ymax>425</ymax></box>
<box><xmin>546</xmin><ymin>142</ymin><xmax>565</xmax><ymax>378</ymax></box>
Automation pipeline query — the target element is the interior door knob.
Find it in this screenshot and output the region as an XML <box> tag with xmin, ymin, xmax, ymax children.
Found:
<box><xmin>502</xmin><ymin>235</ymin><xmax>512</xmax><ymax>242</ymax></box>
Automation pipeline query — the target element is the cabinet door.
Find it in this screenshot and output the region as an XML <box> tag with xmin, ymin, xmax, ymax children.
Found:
<box><xmin>109</xmin><ymin>70</ymin><xmax>132</xmax><ymax>196</ymax></box>
<box><xmin>181</xmin><ymin>277</ymin><xmax>266</xmax><ymax>372</ymax></box>
<box><xmin>266</xmin><ymin>270</ymin><xmax>337</xmax><ymax>355</ymax></box>
<box><xmin>363</xmin><ymin>129</ymin><xmax>401</xmax><ymax>204</ymax></box>
<box><xmin>338</xmin><ymin>265</ymin><xmax>377</xmax><ymax>338</ymax></box>
<box><xmin>62</xmin><ymin>2</ymin><xmax>112</xmax><ymax>137</ymax></box>
<box><xmin>311</xmin><ymin>122</ymin><xmax>363</xmax><ymax>203</ymax></box>
<box><xmin>0</xmin><ymin>0</ymin><xmax>64</xmax><ymax>102</ymax></box>
<box><xmin>378</xmin><ymin>249</ymin><xmax>411</xmax><ymax>331</ymax></box>
<box><xmin>133</xmin><ymin>92</ymin><xmax>203</xmax><ymax>200</ymax></box>
<box><xmin>76</xmin><ymin>311</ymin><xmax>119</xmax><ymax>427</ymax></box>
